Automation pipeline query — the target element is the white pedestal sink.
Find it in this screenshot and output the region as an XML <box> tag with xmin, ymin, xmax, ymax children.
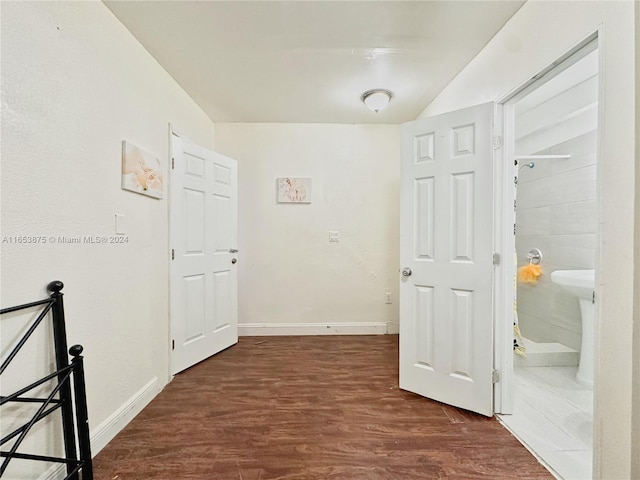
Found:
<box><xmin>550</xmin><ymin>269</ymin><xmax>595</xmax><ymax>388</ymax></box>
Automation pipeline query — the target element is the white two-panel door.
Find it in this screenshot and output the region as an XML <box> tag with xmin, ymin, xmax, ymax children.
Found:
<box><xmin>170</xmin><ymin>135</ymin><xmax>238</xmax><ymax>375</ymax></box>
<box><xmin>399</xmin><ymin>102</ymin><xmax>495</xmax><ymax>416</ymax></box>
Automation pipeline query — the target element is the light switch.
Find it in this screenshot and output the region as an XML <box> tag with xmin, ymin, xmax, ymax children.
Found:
<box><xmin>115</xmin><ymin>214</ymin><xmax>126</xmax><ymax>235</ymax></box>
<box><xmin>329</xmin><ymin>230</ymin><xmax>339</xmax><ymax>242</ymax></box>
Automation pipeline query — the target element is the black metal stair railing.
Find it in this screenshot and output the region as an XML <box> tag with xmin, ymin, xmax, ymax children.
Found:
<box><xmin>0</xmin><ymin>281</ymin><xmax>93</xmax><ymax>480</ymax></box>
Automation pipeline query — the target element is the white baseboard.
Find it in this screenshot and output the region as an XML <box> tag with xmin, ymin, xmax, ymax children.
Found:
<box><xmin>238</xmin><ymin>322</ymin><xmax>389</xmax><ymax>336</ymax></box>
<box><xmin>39</xmin><ymin>376</ymin><xmax>162</xmax><ymax>480</ymax></box>
<box><xmin>91</xmin><ymin>376</ymin><xmax>161</xmax><ymax>454</ymax></box>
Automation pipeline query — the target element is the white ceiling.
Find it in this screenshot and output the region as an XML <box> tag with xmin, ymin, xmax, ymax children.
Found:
<box><xmin>104</xmin><ymin>1</ymin><xmax>525</xmax><ymax>124</ymax></box>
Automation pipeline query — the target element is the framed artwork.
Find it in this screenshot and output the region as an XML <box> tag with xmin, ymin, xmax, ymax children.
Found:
<box><xmin>277</xmin><ymin>177</ymin><xmax>311</xmax><ymax>203</ymax></box>
<box><xmin>121</xmin><ymin>141</ymin><xmax>163</xmax><ymax>199</ymax></box>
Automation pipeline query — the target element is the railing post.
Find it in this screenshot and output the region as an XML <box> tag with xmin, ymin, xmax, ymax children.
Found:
<box><xmin>70</xmin><ymin>345</ymin><xmax>93</xmax><ymax>480</ymax></box>
<box><xmin>47</xmin><ymin>280</ymin><xmax>78</xmax><ymax>480</ymax></box>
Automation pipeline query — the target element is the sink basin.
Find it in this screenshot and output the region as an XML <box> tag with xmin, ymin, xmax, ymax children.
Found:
<box><xmin>550</xmin><ymin>269</ymin><xmax>594</xmax><ymax>299</ymax></box>
<box><xmin>550</xmin><ymin>269</ymin><xmax>596</xmax><ymax>388</ymax></box>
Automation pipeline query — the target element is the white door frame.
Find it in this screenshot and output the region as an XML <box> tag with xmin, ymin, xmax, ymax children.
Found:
<box><xmin>167</xmin><ymin>123</ymin><xmax>182</xmax><ymax>380</ymax></box>
<box><xmin>492</xmin><ymin>101</ymin><xmax>514</xmax><ymax>414</ymax></box>
<box><xmin>493</xmin><ymin>32</ymin><xmax>601</xmax><ymax>414</ymax></box>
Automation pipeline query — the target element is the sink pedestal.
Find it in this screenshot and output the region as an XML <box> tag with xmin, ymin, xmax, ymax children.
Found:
<box><xmin>550</xmin><ymin>269</ymin><xmax>595</xmax><ymax>388</ymax></box>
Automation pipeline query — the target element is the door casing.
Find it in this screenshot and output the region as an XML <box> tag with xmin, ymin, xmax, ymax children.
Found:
<box><xmin>493</xmin><ymin>33</ymin><xmax>600</xmax><ymax>414</ymax></box>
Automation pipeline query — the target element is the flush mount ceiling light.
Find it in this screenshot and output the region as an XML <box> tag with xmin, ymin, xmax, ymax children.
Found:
<box><xmin>361</xmin><ymin>89</ymin><xmax>393</xmax><ymax>113</ymax></box>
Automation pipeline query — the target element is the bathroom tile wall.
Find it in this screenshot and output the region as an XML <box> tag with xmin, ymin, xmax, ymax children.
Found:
<box><xmin>514</xmin><ymin>49</ymin><xmax>599</xmax><ymax>352</ymax></box>
<box><xmin>516</xmin><ymin>131</ymin><xmax>597</xmax><ymax>350</ymax></box>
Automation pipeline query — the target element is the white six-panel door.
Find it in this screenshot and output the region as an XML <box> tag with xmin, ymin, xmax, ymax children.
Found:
<box><xmin>399</xmin><ymin>102</ymin><xmax>495</xmax><ymax>416</ymax></box>
<box><xmin>170</xmin><ymin>135</ymin><xmax>238</xmax><ymax>375</ymax></box>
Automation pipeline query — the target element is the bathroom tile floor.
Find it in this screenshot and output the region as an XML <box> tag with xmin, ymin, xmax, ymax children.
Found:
<box><xmin>498</xmin><ymin>365</ymin><xmax>593</xmax><ymax>480</ymax></box>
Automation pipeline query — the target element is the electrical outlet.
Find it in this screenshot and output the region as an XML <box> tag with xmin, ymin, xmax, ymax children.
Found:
<box><xmin>329</xmin><ymin>230</ymin><xmax>339</xmax><ymax>242</ymax></box>
<box><xmin>385</xmin><ymin>292</ymin><xmax>392</xmax><ymax>304</ymax></box>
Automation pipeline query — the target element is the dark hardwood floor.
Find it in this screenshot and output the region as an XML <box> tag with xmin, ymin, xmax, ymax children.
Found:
<box><xmin>93</xmin><ymin>335</ymin><xmax>552</xmax><ymax>479</ymax></box>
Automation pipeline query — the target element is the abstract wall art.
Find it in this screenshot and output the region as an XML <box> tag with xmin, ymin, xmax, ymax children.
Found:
<box><xmin>121</xmin><ymin>141</ymin><xmax>163</xmax><ymax>199</ymax></box>
<box><xmin>277</xmin><ymin>177</ymin><xmax>311</xmax><ymax>204</ymax></box>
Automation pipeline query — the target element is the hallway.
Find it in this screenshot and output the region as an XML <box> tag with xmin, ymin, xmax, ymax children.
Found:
<box><xmin>93</xmin><ymin>335</ymin><xmax>552</xmax><ymax>479</ymax></box>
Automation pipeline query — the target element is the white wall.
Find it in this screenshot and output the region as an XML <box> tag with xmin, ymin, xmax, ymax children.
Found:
<box><xmin>418</xmin><ymin>1</ymin><xmax>636</xmax><ymax>478</ymax></box>
<box><xmin>0</xmin><ymin>2</ymin><xmax>214</xmax><ymax>477</ymax></box>
<box><xmin>215</xmin><ymin>123</ymin><xmax>400</xmax><ymax>336</ymax></box>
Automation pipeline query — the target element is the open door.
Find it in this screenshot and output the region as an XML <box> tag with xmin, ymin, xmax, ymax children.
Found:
<box><xmin>399</xmin><ymin>102</ymin><xmax>495</xmax><ymax>416</ymax></box>
<box><xmin>170</xmin><ymin>135</ymin><xmax>238</xmax><ymax>375</ymax></box>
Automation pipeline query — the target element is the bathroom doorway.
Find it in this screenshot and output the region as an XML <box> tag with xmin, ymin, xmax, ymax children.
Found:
<box><xmin>497</xmin><ymin>39</ymin><xmax>599</xmax><ymax>480</ymax></box>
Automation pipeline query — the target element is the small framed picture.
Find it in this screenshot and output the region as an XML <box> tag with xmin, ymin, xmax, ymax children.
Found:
<box><xmin>121</xmin><ymin>141</ymin><xmax>163</xmax><ymax>199</ymax></box>
<box><xmin>277</xmin><ymin>177</ymin><xmax>311</xmax><ymax>203</ymax></box>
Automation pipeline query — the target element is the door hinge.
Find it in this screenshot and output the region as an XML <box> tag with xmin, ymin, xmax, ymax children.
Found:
<box><xmin>172</xmin><ymin>339</ymin><xmax>175</xmax><ymax>351</ymax></box>
<box><xmin>493</xmin><ymin>135</ymin><xmax>503</xmax><ymax>150</ymax></box>
<box><xmin>171</xmin><ymin>249</ymin><xmax>175</xmax><ymax>260</ymax></box>
<box><xmin>492</xmin><ymin>370</ymin><xmax>501</xmax><ymax>384</ymax></box>
<box><xmin>171</xmin><ymin>157</ymin><xmax>175</xmax><ymax>169</ymax></box>
<box><xmin>592</xmin><ymin>290</ymin><xmax>595</xmax><ymax>304</ymax></box>
<box><xmin>493</xmin><ymin>253</ymin><xmax>501</xmax><ymax>266</ymax></box>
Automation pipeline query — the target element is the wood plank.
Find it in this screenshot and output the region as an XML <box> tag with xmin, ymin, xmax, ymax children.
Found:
<box><xmin>93</xmin><ymin>335</ymin><xmax>552</xmax><ymax>480</ymax></box>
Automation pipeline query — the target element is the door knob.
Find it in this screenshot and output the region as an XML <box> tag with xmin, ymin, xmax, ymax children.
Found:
<box><xmin>231</xmin><ymin>258</ymin><xmax>237</xmax><ymax>264</ymax></box>
<box><xmin>229</xmin><ymin>248</ymin><xmax>239</xmax><ymax>253</ymax></box>
<box><xmin>401</xmin><ymin>267</ymin><xmax>412</xmax><ymax>277</ymax></box>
